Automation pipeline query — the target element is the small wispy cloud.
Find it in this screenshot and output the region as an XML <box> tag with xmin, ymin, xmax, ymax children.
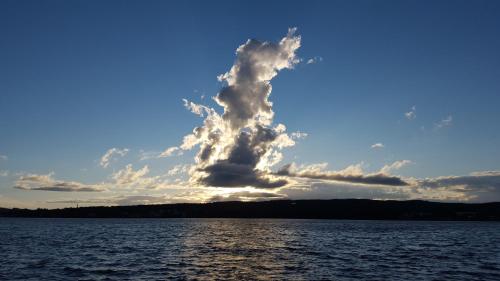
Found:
<box><xmin>100</xmin><ymin>148</ymin><xmax>129</xmax><ymax>168</ymax></box>
<box><xmin>112</xmin><ymin>164</ymin><xmax>153</xmax><ymax>187</ymax></box>
<box><xmin>110</xmin><ymin>163</ymin><xmax>189</xmax><ymax>190</ymax></box>
<box><xmin>405</xmin><ymin>106</ymin><xmax>416</xmax><ymax>120</ymax></box>
<box><xmin>380</xmin><ymin>160</ymin><xmax>412</xmax><ymax>174</ymax></box>
<box><xmin>138</xmin><ymin>150</ymin><xmax>159</xmax><ymax>161</ymax></box>
<box><xmin>291</xmin><ymin>131</ymin><xmax>308</xmax><ymax>139</ymax></box>
<box><xmin>434</xmin><ymin>115</ymin><xmax>453</xmax><ymax>130</ymax></box>
<box><xmin>306</xmin><ymin>56</ymin><xmax>323</xmax><ymax>64</ymax></box>
<box><xmin>158</xmin><ymin>146</ymin><xmax>183</xmax><ymax>158</ymax></box>
<box><xmin>167</xmin><ymin>164</ymin><xmax>190</xmax><ymax>176</ymax></box>
<box><xmin>371</xmin><ymin>143</ymin><xmax>384</xmax><ymax>149</ymax></box>
<box><xmin>194</xmin><ymin>89</ymin><xmax>206</xmax><ymax>100</ymax></box>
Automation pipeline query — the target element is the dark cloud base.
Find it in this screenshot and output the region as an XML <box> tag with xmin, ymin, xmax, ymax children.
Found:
<box><xmin>200</xmin><ymin>161</ymin><xmax>287</xmax><ymax>188</ymax></box>
<box><xmin>276</xmin><ymin>164</ymin><xmax>409</xmax><ymax>186</ymax></box>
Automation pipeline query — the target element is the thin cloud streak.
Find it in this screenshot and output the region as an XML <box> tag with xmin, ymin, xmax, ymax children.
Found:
<box><xmin>434</xmin><ymin>115</ymin><xmax>453</xmax><ymax>130</ymax></box>
<box><xmin>276</xmin><ymin>162</ymin><xmax>409</xmax><ymax>186</ymax></box>
<box><xmin>13</xmin><ymin>173</ymin><xmax>104</xmax><ymax>192</ymax></box>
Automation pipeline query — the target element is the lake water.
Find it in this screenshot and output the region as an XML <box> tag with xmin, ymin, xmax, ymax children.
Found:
<box><xmin>1</xmin><ymin>218</ymin><xmax>499</xmax><ymax>280</ymax></box>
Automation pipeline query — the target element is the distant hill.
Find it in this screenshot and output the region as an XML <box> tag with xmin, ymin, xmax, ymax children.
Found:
<box><xmin>1</xmin><ymin>199</ymin><xmax>500</xmax><ymax>221</ymax></box>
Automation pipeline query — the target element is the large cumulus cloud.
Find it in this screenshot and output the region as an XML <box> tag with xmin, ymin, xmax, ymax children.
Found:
<box><xmin>167</xmin><ymin>28</ymin><xmax>301</xmax><ymax>188</ymax></box>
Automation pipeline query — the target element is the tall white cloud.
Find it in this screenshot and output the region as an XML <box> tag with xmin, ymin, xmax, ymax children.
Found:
<box><xmin>166</xmin><ymin>28</ymin><xmax>302</xmax><ymax>188</ymax></box>
<box><xmin>306</xmin><ymin>56</ymin><xmax>323</xmax><ymax>64</ymax></box>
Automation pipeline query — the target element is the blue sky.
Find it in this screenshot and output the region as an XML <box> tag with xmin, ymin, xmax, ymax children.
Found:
<box><xmin>1</xmin><ymin>0</ymin><xmax>500</xmax><ymax>207</ymax></box>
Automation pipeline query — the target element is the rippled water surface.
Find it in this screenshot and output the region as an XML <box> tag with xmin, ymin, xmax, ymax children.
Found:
<box><xmin>1</xmin><ymin>218</ymin><xmax>500</xmax><ymax>280</ymax></box>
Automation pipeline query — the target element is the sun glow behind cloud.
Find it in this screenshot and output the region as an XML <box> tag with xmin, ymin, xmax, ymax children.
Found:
<box><xmin>163</xmin><ymin>28</ymin><xmax>302</xmax><ymax>189</ymax></box>
<box><xmin>5</xmin><ymin>28</ymin><xmax>500</xmax><ymax>208</ymax></box>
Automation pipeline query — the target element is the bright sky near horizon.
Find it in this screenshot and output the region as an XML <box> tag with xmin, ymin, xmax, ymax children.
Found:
<box><xmin>1</xmin><ymin>0</ymin><xmax>500</xmax><ymax>208</ymax></box>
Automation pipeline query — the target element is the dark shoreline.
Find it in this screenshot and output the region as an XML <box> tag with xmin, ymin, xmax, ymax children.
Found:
<box><xmin>2</xmin><ymin>199</ymin><xmax>500</xmax><ymax>221</ymax></box>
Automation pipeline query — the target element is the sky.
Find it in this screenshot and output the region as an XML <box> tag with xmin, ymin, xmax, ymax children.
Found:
<box><xmin>1</xmin><ymin>0</ymin><xmax>500</xmax><ymax>208</ymax></box>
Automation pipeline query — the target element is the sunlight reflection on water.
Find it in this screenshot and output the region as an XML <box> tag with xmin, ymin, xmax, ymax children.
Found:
<box><xmin>1</xmin><ymin>218</ymin><xmax>500</xmax><ymax>280</ymax></box>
